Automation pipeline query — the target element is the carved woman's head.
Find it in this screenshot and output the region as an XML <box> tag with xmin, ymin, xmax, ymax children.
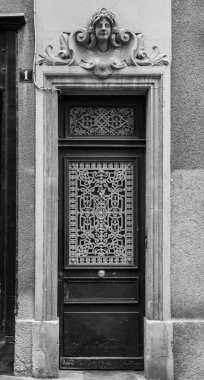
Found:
<box><xmin>90</xmin><ymin>8</ymin><xmax>116</xmax><ymax>52</ymax></box>
<box><xmin>94</xmin><ymin>17</ymin><xmax>112</xmax><ymax>42</ymax></box>
<box><xmin>91</xmin><ymin>8</ymin><xmax>116</xmax><ymax>30</ymax></box>
<box><xmin>75</xmin><ymin>8</ymin><xmax>127</xmax><ymax>53</ymax></box>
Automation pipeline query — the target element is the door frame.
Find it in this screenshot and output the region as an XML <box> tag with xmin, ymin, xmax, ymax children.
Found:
<box><xmin>33</xmin><ymin>66</ymin><xmax>172</xmax><ymax>378</ymax></box>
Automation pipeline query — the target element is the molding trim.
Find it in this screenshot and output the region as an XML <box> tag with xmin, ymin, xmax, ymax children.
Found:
<box><xmin>0</xmin><ymin>14</ymin><xmax>26</xmax><ymax>30</ymax></box>
<box><xmin>35</xmin><ymin>66</ymin><xmax>171</xmax><ymax>376</ymax></box>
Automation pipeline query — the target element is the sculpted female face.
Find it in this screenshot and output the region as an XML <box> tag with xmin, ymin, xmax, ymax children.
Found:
<box><xmin>95</xmin><ymin>17</ymin><xmax>111</xmax><ymax>41</ymax></box>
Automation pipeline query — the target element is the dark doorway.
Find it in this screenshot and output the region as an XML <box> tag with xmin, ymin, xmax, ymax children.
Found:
<box><xmin>0</xmin><ymin>29</ymin><xmax>17</xmax><ymax>374</ymax></box>
<box><xmin>58</xmin><ymin>95</ymin><xmax>146</xmax><ymax>370</ymax></box>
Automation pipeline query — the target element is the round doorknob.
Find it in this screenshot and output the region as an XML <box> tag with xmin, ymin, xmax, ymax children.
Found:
<box><xmin>98</xmin><ymin>270</ymin><xmax>106</xmax><ymax>278</ymax></box>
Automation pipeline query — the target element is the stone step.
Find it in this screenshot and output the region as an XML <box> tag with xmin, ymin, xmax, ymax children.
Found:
<box><xmin>0</xmin><ymin>372</ymin><xmax>146</xmax><ymax>380</ymax></box>
<box><xmin>60</xmin><ymin>371</ymin><xmax>146</xmax><ymax>380</ymax></box>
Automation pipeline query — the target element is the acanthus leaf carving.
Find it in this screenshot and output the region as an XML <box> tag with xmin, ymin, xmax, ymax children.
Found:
<box><xmin>38</xmin><ymin>8</ymin><xmax>169</xmax><ymax>77</ymax></box>
<box><xmin>38</xmin><ymin>32</ymin><xmax>74</xmax><ymax>66</ymax></box>
<box><xmin>131</xmin><ymin>33</ymin><xmax>169</xmax><ymax>66</ymax></box>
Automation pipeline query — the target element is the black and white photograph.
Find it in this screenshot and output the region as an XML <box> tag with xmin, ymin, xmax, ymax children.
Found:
<box><xmin>0</xmin><ymin>1</ymin><xmax>203</xmax><ymax>379</ymax></box>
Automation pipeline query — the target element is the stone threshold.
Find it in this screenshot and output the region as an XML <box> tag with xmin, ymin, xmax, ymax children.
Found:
<box><xmin>60</xmin><ymin>371</ymin><xmax>146</xmax><ymax>380</ymax></box>
<box><xmin>0</xmin><ymin>371</ymin><xmax>146</xmax><ymax>380</ymax></box>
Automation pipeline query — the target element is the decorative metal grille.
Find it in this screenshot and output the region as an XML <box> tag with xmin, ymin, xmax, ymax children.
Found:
<box><xmin>66</xmin><ymin>161</ymin><xmax>134</xmax><ymax>266</ymax></box>
<box><xmin>67</xmin><ymin>107</ymin><xmax>134</xmax><ymax>136</ymax></box>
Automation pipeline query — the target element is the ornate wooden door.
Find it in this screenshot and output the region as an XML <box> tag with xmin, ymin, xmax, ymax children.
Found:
<box><xmin>58</xmin><ymin>95</ymin><xmax>145</xmax><ymax>370</ymax></box>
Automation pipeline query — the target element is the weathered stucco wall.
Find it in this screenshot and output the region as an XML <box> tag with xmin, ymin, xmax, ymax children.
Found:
<box><xmin>171</xmin><ymin>1</ymin><xmax>204</xmax><ymax>379</ymax></box>
<box><xmin>171</xmin><ymin>170</ymin><xmax>204</xmax><ymax>318</ymax></box>
<box><xmin>173</xmin><ymin>321</ymin><xmax>204</xmax><ymax>380</ymax></box>
<box><xmin>171</xmin><ymin>0</ymin><xmax>204</xmax><ymax>318</ymax></box>
<box><xmin>171</xmin><ymin>0</ymin><xmax>204</xmax><ymax>171</ymax></box>
<box><xmin>0</xmin><ymin>0</ymin><xmax>35</xmax><ymax>375</ymax></box>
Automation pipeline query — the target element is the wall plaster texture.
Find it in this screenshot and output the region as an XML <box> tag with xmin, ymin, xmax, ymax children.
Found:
<box><xmin>171</xmin><ymin>1</ymin><xmax>204</xmax><ymax>378</ymax></box>
<box><xmin>171</xmin><ymin>0</ymin><xmax>204</xmax><ymax>170</ymax></box>
<box><xmin>0</xmin><ymin>0</ymin><xmax>35</xmax><ymax>376</ymax></box>
<box><xmin>171</xmin><ymin>0</ymin><xmax>204</xmax><ymax>318</ymax></box>
<box><xmin>173</xmin><ymin>321</ymin><xmax>204</xmax><ymax>380</ymax></box>
<box><xmin>171</xmin><ymin>170</ymin><xmax>204</xmax><ymax>318</ymax></box>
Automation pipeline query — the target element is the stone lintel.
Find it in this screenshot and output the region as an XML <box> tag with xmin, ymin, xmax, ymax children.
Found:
<box><xmin>0</xmin><ymin>14</ymin><xmax>26</xmax><ymax>30</ymax></box>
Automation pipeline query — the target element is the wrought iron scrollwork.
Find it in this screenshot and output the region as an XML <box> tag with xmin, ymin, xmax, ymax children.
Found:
<box><xmin>68</xmin><ymin>107</ymin><xmax>134</xmax><ymax>136</ymax></box>
<box><xmin>67</xmin><ymin>161</ymin><xmax>134</xmax><ymax>266</ymax></box>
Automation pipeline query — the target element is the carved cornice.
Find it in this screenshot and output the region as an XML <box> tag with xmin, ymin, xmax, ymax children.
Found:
<box><xmin>38</xmin><ymin>8</ymin><xmax>169</xmax><ymax>78</ymax></box>
<box><xmin>0</xmin><ymin>14</ymin><xmax>26</xmax><ymax>30</ymax></box>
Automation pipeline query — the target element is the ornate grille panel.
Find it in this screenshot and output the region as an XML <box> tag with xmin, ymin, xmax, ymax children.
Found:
<box><xmin>67</xmin><ymin>107</ymin><xmax>134</xmax><ymax>136</ymax></box>
<box><xmin>66</xmin><ymin>161</ymin><xmax>134</xmax><ymax>266</ymax></box>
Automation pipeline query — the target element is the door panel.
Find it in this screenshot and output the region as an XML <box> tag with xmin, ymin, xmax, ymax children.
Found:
<box><xmin>58</xmin><ymin>96</ymin><xmax>145</xmax><ymax>370</ymax></box>
<box><xmin>64</xmin><ymin>278</ymin><xmax>139</xmax><ymax>301</ymax></box>
<box><xmin>63</xmin><ymin>312</ymin><xmax>140</xmax><ymax>357</ymax></box>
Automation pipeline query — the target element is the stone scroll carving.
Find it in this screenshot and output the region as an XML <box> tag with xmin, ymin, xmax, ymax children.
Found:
<box><xmin>38</xmin><ymin>8</ymin><xmax>169</xmax><ymax>78</ymax></box>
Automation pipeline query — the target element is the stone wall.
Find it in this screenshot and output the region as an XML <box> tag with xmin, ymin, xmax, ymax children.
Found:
<box><xmin>171</xmin><ymin>1</ymin><xmax>204</xmax><ymax>379</ymax></box>
<box><xmin>0</xmin><ymin>0</ymin><xmax>35</xmax><ymax>375</ymax></box>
